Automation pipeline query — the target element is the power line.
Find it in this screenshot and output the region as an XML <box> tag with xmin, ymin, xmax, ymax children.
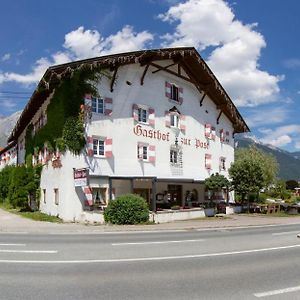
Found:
<box><xmin>0</xmin><ymin>91</ymin><xmax>32</xmax><ymax>95</ymax></box>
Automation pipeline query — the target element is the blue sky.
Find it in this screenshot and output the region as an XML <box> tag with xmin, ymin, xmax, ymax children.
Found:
<box><xmin>0</xmin><ymin>0</ymin><xmax>299</xmax><ymax>151</ymax></box>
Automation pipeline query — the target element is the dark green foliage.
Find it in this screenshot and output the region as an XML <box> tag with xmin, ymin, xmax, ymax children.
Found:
<box><xmin>104</xmin><ymin>194</ymin><xmax>149</xmax><ymax>225</ymax></box>
<box><xmin>258</xmin><ymin>193</ymin><xmax>268</xmax><ymax>203</ymax></box>
<box><xmin>286</xmin><ymin>180</ymin><xmax>299</xmax><ymax>190</ymax></box>
<box><xmin>229</xmin><ymin>154</ymin><xmax>264</xmax><ymax>201</ymax></box>
<box><xmin>25</xmin><ymin>66</ymin><xmax>104</xmax><ymax>160</ymax></box>
<box><xmin>0</xmin><ymin>165</ymin><xmax>14</xmax><ymax>202</ymax></box>
<box><xmin>0</xmin><ymin>165</ymin><xmax>42</xmax><ymax>209</ymax></box>
<box><xmin>62</xmin><ymin>117</ymin><xmax>85</xmax><ymax>154</ymax></box>
<box><xmin>204</xmin><ymin>173</ymin><xmax>230</xmax><ymax>191</ymax></box>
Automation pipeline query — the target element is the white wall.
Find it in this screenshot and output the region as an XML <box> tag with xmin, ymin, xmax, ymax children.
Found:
<box><xmin>30</xmin><ymin>60</ymin><xmax>236</xmax><ymax>222</ymax></box>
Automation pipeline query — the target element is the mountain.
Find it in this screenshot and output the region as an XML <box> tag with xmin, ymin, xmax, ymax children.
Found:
<box><xmin>235</xmin><ymin>134</ymin><xmax>300</xmax><ymax>180</ymax></box>
<box><xmin>291</xmin><ymin>151</ymin><xmax>300</xmax><ymax>160</ymax></box>
<box><xmin>0</xmin><ymin>111</ymin><xmax>21</xmax><ymax>148</ymax></box>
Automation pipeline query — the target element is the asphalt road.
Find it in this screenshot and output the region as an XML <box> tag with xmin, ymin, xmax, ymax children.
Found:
<box><xmin>1</xmin><ymin>224</ymin><xmax>300</xmax><ymax>300</ymax></box>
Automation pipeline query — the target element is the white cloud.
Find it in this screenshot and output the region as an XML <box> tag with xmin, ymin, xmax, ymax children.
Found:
<box><xmin>159</xmin><ymin>0</ymin><xmax>283</xmax><ymax>107</ymax></box>
<box><xmin>283</xmin><ymin>58</ymin><xmax>300</xmax><ymax>69</ymax></box>
<box><xmin>260</xmin><ymin>125</ymin><xmax>300</xmax><ymax>148</ymax></box>
<box><xmin>63</xmin><ymin>26</ymin><xmax>104</xmax><ymax>60</ymax></box>
<box><xmin>245</xmin><ymin>106</ymin><xmax>289</xmax><ymax>128</ymax></box>
<box><xmin>101</xmin><ymin>26</ymin><xmax>154</xmax><ymax>55</ymax></box>
<box><xmin>3</xmin><ymin>57</ymin><xmax>51</xmax><ymax>85</ymax></box>
<box><xmin>1</xmin><ymin>53</ymin><xmax>11</xmax><ymax>62</ymax></box>
<box><xmin>0</xmin><ymin>25</ymin><xmax>153</xmax><ymax>86</ymax></box>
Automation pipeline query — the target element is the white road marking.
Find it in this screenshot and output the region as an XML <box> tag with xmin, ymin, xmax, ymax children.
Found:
<box><xmin>0</xmin><ymin>232</ymin><xmax>28</xmax><ymax>235</ymax></box>
<box><xmin>0</xmin><ymin>243</ymin><xmax>26</xmax><ymax>246</ymax></box>
<box><xmin>0</xmin><ymin>244</ymin><xmax>299</xmax><ymax>264</ymax></box>
<box><xmin>112</xmin><ymin>239</ymin><xmax>205</xmax><ymax>246</ymax></box>
<box><xmin>47</xmin><ymin>229</ymin><xmax>189</xmax><ymax>235</ymax></box>
<box><xmin>0</xmin><ymin>249</ymin><xmax>57</xmax><ymax>254</ymax></box>
<box><xmin>272</xmin><ymin>230</ymin><xmax>300</xmax><ymax>236</ymax></box>
<box><xmin>254</xmin><ymin>285</ymin><xmax>300</xmax><ymax>297</ymax></box>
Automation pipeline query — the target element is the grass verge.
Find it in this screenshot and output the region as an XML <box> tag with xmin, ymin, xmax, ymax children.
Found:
<box><xmin>0</xmin><ymin>202</ymin><xmax>63</xmax><ymax>223</ymax></box>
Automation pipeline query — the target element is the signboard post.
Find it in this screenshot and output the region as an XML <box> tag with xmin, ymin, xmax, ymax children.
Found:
<box><xmin>74</xmin><ymin>168</ymin><xmax>89</xmax><ymax>187</ymax></box>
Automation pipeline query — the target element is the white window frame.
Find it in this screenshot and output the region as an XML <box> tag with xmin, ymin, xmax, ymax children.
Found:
<box><xmin>93</xmin><ymin>137</ymin><xmax>105</xmax><ymax>157</ymax></box>
<box><xmin>137</xmin><ymin>144</ymin><xmax>148</xmax><ymax>161</ymax></box>
<box><xmin>170</xmin><ymin>113</ymin><xmax>179</xmax><ymax>128</ymax></box>
<box><xmin>170</xmin><ymin>146</ymin><xmax>183</xmax><ymax>168</ymax></box>
<box><xmin>91</xmin><ymin>97</ymin><xmax>104</xmax><ymax>114</ymax></box>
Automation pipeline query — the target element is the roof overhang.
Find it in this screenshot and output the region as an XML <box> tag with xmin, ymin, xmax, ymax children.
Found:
<box><xmin>8</xmin><ymin>47</ymin><xmax>249</xmax><ymax>143</ymax></box>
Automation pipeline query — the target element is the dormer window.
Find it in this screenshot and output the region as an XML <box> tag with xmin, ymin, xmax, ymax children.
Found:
<box><xmin>170</xmin><ymin>113</ymin><xmax>179</xmax><ymax>128</ymax></box>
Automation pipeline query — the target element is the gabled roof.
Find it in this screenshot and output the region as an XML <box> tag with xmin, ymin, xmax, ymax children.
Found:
<box><xmin>8</xmin><ymin>47</ymin><xmax>249</xmax><ymax>142</ymax></box>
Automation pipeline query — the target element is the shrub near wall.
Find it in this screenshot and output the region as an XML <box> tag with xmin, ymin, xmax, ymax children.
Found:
<box><xmin>104</xmin><ymin>194</ymin><xmax>149</xmax><ymax>225</ymax></box>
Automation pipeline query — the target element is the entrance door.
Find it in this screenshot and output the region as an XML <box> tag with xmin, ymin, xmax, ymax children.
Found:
<box><xmin>168</xmin><ymin>185</ymin><xmax>182</xmax><ymax>206</ymax></box>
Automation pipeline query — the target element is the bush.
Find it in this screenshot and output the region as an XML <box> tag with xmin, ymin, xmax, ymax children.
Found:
<box><xmin>104</xmin><ymin>194</ymin><xmax>149</xmax><ymax>225</ymax></box>
<box><xmin>258</xmin><ymin>193</ymin><xmax>268</xmax><ymax>203</ymax></box>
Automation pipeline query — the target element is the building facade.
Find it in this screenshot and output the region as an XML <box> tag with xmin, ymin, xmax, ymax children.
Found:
<box><xmin>2</xmin><ymin>48</ymin><xmax>249</xmax><ymax>223</ymax></box>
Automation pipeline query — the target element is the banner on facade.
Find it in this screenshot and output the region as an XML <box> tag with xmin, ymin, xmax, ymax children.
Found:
<box><xmin>74</xmin><ymin>168</ymin><xmax>89</xmax><ymax>187</ymax></box>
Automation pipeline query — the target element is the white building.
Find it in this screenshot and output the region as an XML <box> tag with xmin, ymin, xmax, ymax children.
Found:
<box><xmin>3</xmin><ymin>48</ymin><xmax>249</xmax><ymax>223</ymax></box>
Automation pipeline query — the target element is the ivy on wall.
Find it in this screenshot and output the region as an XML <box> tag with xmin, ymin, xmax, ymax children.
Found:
<box><xmin>25</xmin><ymin>65</ymin><xmax>105</xmax><ymax>160</ymax></box>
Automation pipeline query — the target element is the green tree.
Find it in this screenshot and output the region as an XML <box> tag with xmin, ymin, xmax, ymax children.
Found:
<box><xmin>204</xmin><ymin>173</ymin><xmax>230</xmax><ymax>202</ymax></box>
<box><xmin>229</xmin><ymin>153</ymin><xmax>264</xmax><ymax>203</ymax></box>
<box><xmin>286</xmin><ymin>179</ymin><xmax>298</xmax><ymax>190</ymax></box>
<box><xmin>235</xmin><ymin>146</ymin><xmax>278</xmax><ymax>190</ymax></box>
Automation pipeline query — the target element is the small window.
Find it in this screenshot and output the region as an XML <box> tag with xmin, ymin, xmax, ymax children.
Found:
<box><xmin>170</xmin><ymin>114</ymin><xmax>179</xmax><ymax>128</ymax></box>
<box><xmin>43</xmin><ymin>189</ymin><xmax>46</xmax><ymax>204</ymax></box>
<box><xmin>54</xmin><ymin>188</ymin><xmax>59</xmax><ymax>205</ymax></box>
<box><xmin>220</xmin><ymin>157</ymin><xmax>226</xmax><ymax>171</ymax></box>
<box><xmin>170</xmin><ymin>147</ymin><xmax>182</xmax><ymax>167</ymax></box>
<box><xmin>137</xmin><ymin>144</ymin><xmax>148</xmax><ymax>161</ymax></box>
<box><xmin>93</xmin><ymin>139</ymin><xmax>105</xmax><ymax>156</ymax></box>
<box><xmin>171</xmin><ymin>84</ymin><xmax>179</xmax><ymax>102</ymax></box>
<box><xmin>138</xmin><ymin>107</ymin><xmax>147</xmax><ymax>123</ymax></box>
<box><xmin>92</xmin><ymin>97</ymin><xmax>104</xmax><ymax>114</ymax></box>
<box><xmin>93</xmin><ymin>188</ymin><xmax>107</xmax><ymax>208</ymax></box>
<box><xmin>170</xmin><ymin>149</ymin><xmax>178</xmax><ymax>164</ymax></box>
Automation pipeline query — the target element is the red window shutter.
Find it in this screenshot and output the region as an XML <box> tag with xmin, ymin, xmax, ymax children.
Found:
<box><xmin>148</xmin><ymin>145</ymin><xmax>156</xmax><ymax>163</ymax></box>
<box><xmin>178</xmin><ymin>87</ymin><xmax>183</xmax><ymax>105</ymax></box>
<box><xmin>84</xmin><ymin>186</ymin><xmax>93</xmax><ymax>206</ymax></box>
<box><xmin>165</xmin><ymin>111</ymin><xmax>171</xmax><ymax>127</ymax></box>
<box><xmin>104</xmin><ymin>97</ymin><xmax>113</xmax><ymax>116</ymax></box>
<box><xmin>105</xmin><ymin>138</ymin><xmax>113</xmax><ymax>158</ymax></box>
<box><xmin>165</xmin><ymin>81</ymin><xmax>171</xmax><ymax>98</ymax></box>
<box><xmin>205</xmin><ymin>124</ymin><xmax>211</xmax><ymax>138</ymax></box>
<box><xmin>137</xmin><ymin>143</ymin><xmax>143</xmax><ymax>160</ymax></box>
<box><xmin>205</xmin><ymin>154</ymin><xmax>212</xmax><ymax>170</ymax></box>
<box><xmin>148</xmin><ymin>108</ymin><xmax>155</xmax><ymax>126</ymax></box>
<box><xmin>86</xmin><ymin>136</ymin><xmax>94</xmax><ymax>157</ymax></box>
<box><xmin>220</xmin><ymin>129</ymin><xmax>225</xmax><ymax>142</ymax></box>
<box><xmin>132</xmin><ymin>104</ymin><xmax>139</xmax><ymax>122</ymax></box>
<box><xmin>180</xmin><ymin>115</ymin><xmax>186</xmax><ymax>132</ymax></box>
<box><xmin>211</xmin><ymin>126</ymin><xmax>216</xmax><ymax>141</ymax></box>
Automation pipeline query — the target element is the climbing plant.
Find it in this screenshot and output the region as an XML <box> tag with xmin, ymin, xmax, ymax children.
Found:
<box><xmin>25</xmin><ymin>64</ymin><xmax>105</xmax><ymax>160</ymax></box>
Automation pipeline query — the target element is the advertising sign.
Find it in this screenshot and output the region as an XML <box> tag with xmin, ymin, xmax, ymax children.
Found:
<box><xmin>74</xmin><ymin>168</ymin><xmax>89</xmax><ymax>187</ymax></box>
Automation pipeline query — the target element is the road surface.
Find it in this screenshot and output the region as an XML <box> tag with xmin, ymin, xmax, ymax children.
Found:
<box><xmin>1</xmin><ymin>223</ymin><xmax>300</xmax><ymax>299</ymax></box>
